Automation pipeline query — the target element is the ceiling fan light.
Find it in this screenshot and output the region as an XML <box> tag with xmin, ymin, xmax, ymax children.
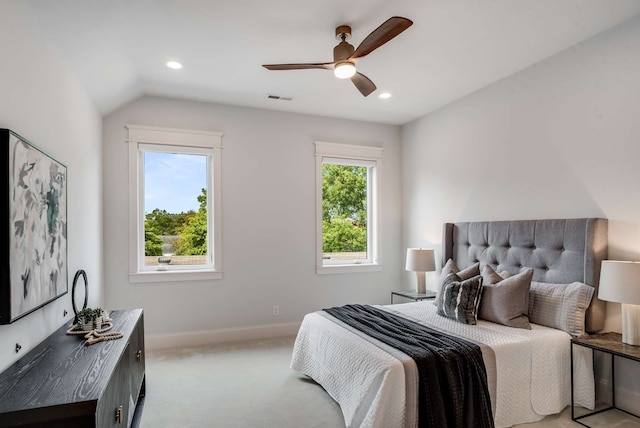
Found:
<box><xmin>334</xmin><ymin>62</ymin><xmax>356</xmax><ymax>79</ymax></box>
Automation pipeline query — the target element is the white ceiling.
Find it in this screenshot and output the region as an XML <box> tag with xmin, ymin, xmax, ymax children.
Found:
<box><xmin>21</xmin><ymin>0</ymin><xmax>640</xmax><ymax>125</ymax></box>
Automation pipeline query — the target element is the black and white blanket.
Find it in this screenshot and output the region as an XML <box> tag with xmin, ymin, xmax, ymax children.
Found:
<box><xmin>323</xmin><ymin>304</ymin><xmax>494</xmax><ymax>428</ymax></box>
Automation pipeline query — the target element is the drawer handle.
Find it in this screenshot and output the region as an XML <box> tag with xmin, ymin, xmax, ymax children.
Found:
<box><xmin>116</xmin><ymin>405</ymin><xmax>123</xmax><ymax>424</ymax></box>
<box><xmin>136</xmin><ymin>350</ymin><xmax>142</xmax><ymax>361</ymax></box>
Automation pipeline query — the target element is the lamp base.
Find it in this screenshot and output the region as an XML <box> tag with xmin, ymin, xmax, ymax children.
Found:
<box><xmin>621</xmin><ymin>303</ymin><xmax>640</xmax><ymax>346</ymax></box>
<box><xmin>415</xmin><ymin>271</ymin><xmax>426</xmax><ymax>294</ymax></box>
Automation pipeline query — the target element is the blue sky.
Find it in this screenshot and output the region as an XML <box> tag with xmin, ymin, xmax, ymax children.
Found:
<box><xmin>144</xmin><ymin>152</ymin><xmax>207</xmax><ymax>214</ymax></box>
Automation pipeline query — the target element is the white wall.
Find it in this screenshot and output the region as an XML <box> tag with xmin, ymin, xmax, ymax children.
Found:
<box><xmin>401</xmin><ymin>15</ymin><xmax>640</xmax><ymax>334</ymax></box>
<box><xmin>0</xmin><ymin>2</ymin><xmax>103</xmax><ymax>371</ymax></box>
<box><xmin>103</xmin><ymin>96</ymin><xmax>402</xmax><ymax>348</ymax></box>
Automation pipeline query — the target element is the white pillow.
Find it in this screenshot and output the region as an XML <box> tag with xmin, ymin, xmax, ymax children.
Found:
<box><xmin>528</xmin><ymin>281</ymin><xmax>594</xmax><ymax>337</ymax></box>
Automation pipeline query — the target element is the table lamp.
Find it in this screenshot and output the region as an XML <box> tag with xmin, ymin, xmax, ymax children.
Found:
<box><xmin>598</xmin><ymin>260</ymin><xmax>640</xmax><ymax>346</ymax></box>
<box><xmin>405</xmin><ymin>248</ymin><xmax>436</xmax><ymax>294</ymax></box>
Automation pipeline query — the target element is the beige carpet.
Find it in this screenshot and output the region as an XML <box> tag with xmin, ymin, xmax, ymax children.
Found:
<box><xmin>140</xmin><ymin>336</ymin><xmax>639</xmax><ymax>428</ymax></box>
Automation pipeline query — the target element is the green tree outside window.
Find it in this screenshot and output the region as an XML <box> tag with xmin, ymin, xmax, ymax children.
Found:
<box><xmin>322</xmin><ymin>164</ymin><xmax>367</xmax><ymax>253</ymax></box>
<box><xmin>144</xmin><ymin>189</ymin><xmax>206</xmax><ymax>256</ymax></box>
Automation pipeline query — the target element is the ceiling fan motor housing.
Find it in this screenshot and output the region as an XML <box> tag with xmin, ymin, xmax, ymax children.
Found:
<box><xmin>334</xmin><ymin>41</ymin><xmax>355</xmax><ymax>62</ymax></box>
<box><xmin>334</xmin><ymin>26</ymin><xmax>355</xmax><ymax>62</ymax></box>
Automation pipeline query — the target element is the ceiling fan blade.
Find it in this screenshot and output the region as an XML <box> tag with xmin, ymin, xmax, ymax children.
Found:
<box><xmin>351</xmin><ymin>72</ymin><xmax>376</xmax><ymax>97</ymax></box>
<box><xmin>350</xmin><ymin>16</ymin><xmax>413</xmax><ymax>60</ymax></box>
<box><xmin>263</xmin><ymin>62</ymin><xmax>334</xmax><ymax>71</ymax></box>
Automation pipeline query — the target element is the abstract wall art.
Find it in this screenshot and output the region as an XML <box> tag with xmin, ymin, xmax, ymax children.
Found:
<box><xmin>0</xmin><ymin>129</ymin><xmax>68</xmax><ymax>324</ymax></box>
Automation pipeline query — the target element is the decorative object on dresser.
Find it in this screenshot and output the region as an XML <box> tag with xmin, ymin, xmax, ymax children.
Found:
<box><xmin>0</xmin><ymin>128</ymin><xmax>68</xmax><ymax>325</ymax></box>
<box><xmin>0</xmin><ymin>309</ymin><xmax>145</xmax><ymax>428</ymax></box>
<box><xmin>71</xmin><ymin>269</ymin><xmax>89</xmax><ymax>324</ymax></box>
<box><xmin>598</xmin><ymin>260</ymin><xmax>640</xmax><ymax>345</ymax></box>
<box><xmin>405</xmin><ymin>247</ymin><xmax>436</xmax><ymax>293</ymax></box>
<box><xmin>75</xmin><ymin>307</ymin><xmax>103</xmax><ymax>331</ymax></box>
<box><xmin>66</xmin><ymin>307</ymin><xmax>124</xmax><ymax>346</ymax></box>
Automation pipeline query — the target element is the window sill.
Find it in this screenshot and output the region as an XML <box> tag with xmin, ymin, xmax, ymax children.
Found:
<box><xmin>316</xmin><ymin>264</ymin><xmax>382</xmax><ymax>275</ymax></box>
<box><xmin>129</xmin><ymin>270</ymin><xmax>223</xmax><ymax>283</ymax></box>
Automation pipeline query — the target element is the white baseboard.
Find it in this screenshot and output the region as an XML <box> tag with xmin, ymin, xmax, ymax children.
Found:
<box><xmin>145</xmin><ymin>321</ymin><xmax>302</xmax><ymax>351</ymax></box>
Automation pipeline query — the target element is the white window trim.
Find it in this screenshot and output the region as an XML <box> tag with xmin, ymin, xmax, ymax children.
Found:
<box><xmin>127</xmin><ymin>125</ymin><xmax>223</xmax><ymax>283</ymax></box>
<box><xmin>315</xmin><ymin>141</ymin><xmax>383</xmax><ymax>275</ymax></box>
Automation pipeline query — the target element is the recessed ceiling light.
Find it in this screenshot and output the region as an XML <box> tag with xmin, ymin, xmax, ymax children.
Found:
<box><xmin>379</xmin><ymin>92</ymin><xmax>391</xmax><ymax>99</ymax></box>
<box><xmin>166</xmin><ymin>61</ymin><xmax>183</xmax><ymax>70</ymax></box>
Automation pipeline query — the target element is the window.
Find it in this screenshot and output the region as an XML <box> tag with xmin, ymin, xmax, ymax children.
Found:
<box><xmin>315</xmin><ymin>141</ymin><xmax>383</xmax><ymax>274</ymax></box>
<box><xmin>127</xmin><ymin>125</ymin><xmax>223</xmax><ymax>283</ymax></box>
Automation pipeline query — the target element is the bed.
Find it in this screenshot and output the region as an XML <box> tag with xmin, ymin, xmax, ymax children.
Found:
<box><xmin>291</xmin><ymin>218</ymin><xmax>608</xmax><ymax>428</ymax></box>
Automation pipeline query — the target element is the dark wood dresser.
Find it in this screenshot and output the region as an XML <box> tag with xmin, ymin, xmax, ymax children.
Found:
<box><xmin>0</xmin><ymin>309</ymin><xmax>145</xmax><ymax>427</ymax></box>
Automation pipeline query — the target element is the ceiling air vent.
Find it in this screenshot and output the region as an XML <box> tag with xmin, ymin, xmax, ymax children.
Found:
<box><xmin>267</xmin><ymin>94</ymin><xmax>293</xmax><ymax>101</ymax></box>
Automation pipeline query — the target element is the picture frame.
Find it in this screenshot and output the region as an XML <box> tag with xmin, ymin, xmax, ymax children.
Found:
<box><xmin>0</xmin><ymin>129</ymin><xmax>68</xmax><ymax>324</ymax></box>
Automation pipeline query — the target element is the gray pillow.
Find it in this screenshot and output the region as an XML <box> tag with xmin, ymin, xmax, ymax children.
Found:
<box><xmin>481</xmin><ymin>264</ymin><xmax>512</xmax><ymax>285</ymax></box>
<box><xmin>437</xmin><ymin>273</ymin><xmax>484</xmax><ymax>325</ymax></box>
<box><xmin>434</xmin><ymin>259</ymin><xmax>480</xmax><ymax>308</ymax></box>
<box><xmin>479</xmin><ymin>267</ymin><xmax>533</xmax><ymax>329</ymax></box>
<box><xmin>528</xmin><ymin>281</ymin><xmax>594</xmax><ymax>337</ymax></box>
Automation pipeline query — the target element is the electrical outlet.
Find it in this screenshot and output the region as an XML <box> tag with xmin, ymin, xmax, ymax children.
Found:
<box><xmin>273</xmin><ymin>305</ymin><xmax>280</xmax><ymax>316</ymax></box>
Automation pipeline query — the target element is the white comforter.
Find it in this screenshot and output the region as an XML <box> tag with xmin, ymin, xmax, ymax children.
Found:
<box><xmin>290</xmin><ymin>301</ymin><xmax>594</xmax><ymax>428</ymax></box>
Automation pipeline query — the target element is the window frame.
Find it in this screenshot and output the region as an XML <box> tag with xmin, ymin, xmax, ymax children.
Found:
<box><xmin>127</xmin><ymin>125</ymin><xmax>223</xmax><ymax>283</ymax></box>
<box><xmin>314</xmin><ymin>141</ymin><xmax>383</xmax><ymax>275</ymax></box>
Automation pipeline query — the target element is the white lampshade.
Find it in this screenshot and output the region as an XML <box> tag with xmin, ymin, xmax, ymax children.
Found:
<box><xmin>599</xmin><ymin>260</ymin><xmax>640</xmax><ymax>345</ymax></box>
<box><xmin>405</xmin><ymin>248</ymin><xmax>436</xmax><ymax>273</ymax></box>
<box><xmin>599</xmin><ymin>260</ymin><xmax>640</xmax><ymax>305</ymax></box>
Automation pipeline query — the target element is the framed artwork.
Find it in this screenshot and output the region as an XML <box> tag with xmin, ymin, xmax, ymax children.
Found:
<box><xmin>0</xmin><ymin>129</ymin><xmax>68</xmax><ymax>324</ymax></box>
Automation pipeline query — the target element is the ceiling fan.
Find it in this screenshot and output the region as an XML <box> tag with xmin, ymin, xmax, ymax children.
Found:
<box><xmin>262</xmin><ymin>16</ymin><xmax>413</xmax><ymax>97</ymax></box>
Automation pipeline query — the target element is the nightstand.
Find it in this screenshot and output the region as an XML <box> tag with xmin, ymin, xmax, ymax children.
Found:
<box><xmin>390</xmin><ymin>290</ymin><xmax>436</xmax><ymax>304</ymax></box>
<box><xmin>571</xmin><ymin>332</ymin><xmax>640</xmax><ymax>427</ymax></box>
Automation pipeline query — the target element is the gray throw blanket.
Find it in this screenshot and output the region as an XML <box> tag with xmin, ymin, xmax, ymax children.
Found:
<box><xmin>323</xmin><ymin>304</ymin><xmax>494</xmax><ymax>428</ymax></box>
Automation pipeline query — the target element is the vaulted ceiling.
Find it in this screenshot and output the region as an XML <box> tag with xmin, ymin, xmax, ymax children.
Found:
<box><xmin>21</xmin><ymin>0</ymin><xmax>640</xmax><ymax>124</ymax></box>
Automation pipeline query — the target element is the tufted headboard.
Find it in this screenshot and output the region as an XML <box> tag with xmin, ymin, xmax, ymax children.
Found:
<box><xmin>442</xmin><ymin>218</ymin><xmax>608</xmax><ymax>333</ymax></box>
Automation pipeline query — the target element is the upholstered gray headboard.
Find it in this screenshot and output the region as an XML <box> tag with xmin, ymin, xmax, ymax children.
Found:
<box><xmin>442</xmin><ymin>218</ymin><xmax>608</xmax><ymax>333</ymax></box>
